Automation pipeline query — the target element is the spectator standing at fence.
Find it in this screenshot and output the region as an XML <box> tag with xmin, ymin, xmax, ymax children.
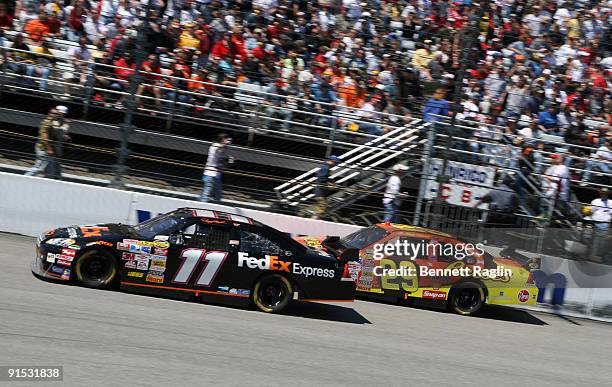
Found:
<box><xmin>540</xmin><ymin>153</ymin><xmax>571</xmax><ymax>217</ymax></box>
<box><xmin>581</xmin><ymin>139</ymin><xmax>612</xmax><ymax>185</ymax></box>
<box><xmin>422</xmin><ymin>87</ymin><xmax>449</xmax><ymax>125</ymax></box>
<box><xmin>312</xmin><ymin>155</ymin><xmax>339</xmax><ymax>220</ymax></box>
<box><xmin>200</xmin><ymin>133</ymin><xmax>232</xmax><ymax>203</ymax></box>
<box><xmin>473</xmin><ymin>175</ymin><xmax>519</xmax><ymax>246</ymax></box>
<box><xmin>383</xmin><ymin>164</ymin><xmax>408</xmax><ymax>223</ymax></box>
<box><xmin>26</xmin><ymin>105</ymin><xmax>69</xmax><ymax>179</ymax></box>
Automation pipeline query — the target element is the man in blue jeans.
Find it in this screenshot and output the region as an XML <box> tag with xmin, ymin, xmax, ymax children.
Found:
<box><xmin>200</xmin><ymin>133</ymin><xmax>233</xmax><ymax>202</ymax></box>
<box><xmin>383</xmin><ymin>164</ymin><xmax>408</xmax><ymax>222</ymax></box>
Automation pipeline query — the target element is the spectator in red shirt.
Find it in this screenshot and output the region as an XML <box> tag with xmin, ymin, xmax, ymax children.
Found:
<box><xmin>0</xmin><ymin>3</ymin><xmax>13</xmax><ymax>29</ymax></box>
<box><xmin>211</xmin><ymin>36</ymin><xmax>231</xmax><ymax>60</ymax></box>
<box><xmin>135</xmin><ymin>53</ymin><xmax>163</xmax><ymax>111</ymax></box>
<box><xmin>110</xmin><ymin>54</ymin><xmax>135</xmax><ymax>108</ymax></box>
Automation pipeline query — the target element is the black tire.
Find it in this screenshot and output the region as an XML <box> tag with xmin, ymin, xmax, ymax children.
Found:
<box><xmin>74</xmin><ymin>250</ymin><xmax>118</xmax><ymax>289</ymax></box>
<box><xmin>252</xmin><ymin>274</ymin><xmax>293</xmax><ymax>313</ymax></box>
<box><xmin>448</xmin><ymin>282</ymin><xmax>485</xmax><ymax>316</ymax></box>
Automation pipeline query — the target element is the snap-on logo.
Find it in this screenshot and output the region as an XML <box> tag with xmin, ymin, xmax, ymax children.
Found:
<box><xmin>422</xmin><ymin>290</ymin><xmax>447</xmax><ymax>300</ymax></box>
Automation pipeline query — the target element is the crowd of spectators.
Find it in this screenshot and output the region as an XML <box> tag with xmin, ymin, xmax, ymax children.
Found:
<box><xmin>0</xmin><ymin>0</ymin><xmax>610</xmax><ymax>182</ymax></box>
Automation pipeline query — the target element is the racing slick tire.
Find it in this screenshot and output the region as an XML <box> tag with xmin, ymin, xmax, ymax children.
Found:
<box><xmin>448</xmin><ymin>282</ymin><xmax>485</xmax><ymax>316</ymax></box>
<box><xmin>252</xmin><ymin>274</ymin><xmax>293</xmax><ymax>313</ymax></box>
<box><xmin>74</xmin><ymin>250</ymin><xmax>119</xmax><ymax>289</ymax></box>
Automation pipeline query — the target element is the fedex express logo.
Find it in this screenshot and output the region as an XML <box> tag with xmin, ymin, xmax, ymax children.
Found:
<box><xmin>237</xmin><ymin>252</ymin><xmax>335</xmax><ymax>278</ymax></box>
<box><xmin>238</xmin><ymin>252</ymin><xmax>291</xmax><ymax>271</ymax></box>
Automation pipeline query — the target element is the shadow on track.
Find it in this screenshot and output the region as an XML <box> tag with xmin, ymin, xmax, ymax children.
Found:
<box><xmin>287</xmin><ymin>301</ymin><xmax>371</xmax><ymax>324</ymax></box>
<box><xmin>476</xmin><ymin>305</ymin><xmax>548</xmax><ymax>325</ymax></box>
<box><xmin>357</xmin><ymin>294</ymin><xmax>548</xmax><ymax>325</ymax></box>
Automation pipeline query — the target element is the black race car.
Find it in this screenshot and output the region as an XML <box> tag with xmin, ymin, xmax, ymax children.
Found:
<box><xmin>32</xmin><ymin>208</ymin><xmax>356</xmax><ymax>313</ymax></box>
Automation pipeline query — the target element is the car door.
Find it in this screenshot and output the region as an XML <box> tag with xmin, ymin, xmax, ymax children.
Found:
<box><xmin>162</xmin><ymin>221</ymin><xmax>238</xmax><ymax>290</ymax></box>
<box><xmin>235</xmin><ymin>225</ymin><xmax>292</xmax><ymax>281</ymax></box>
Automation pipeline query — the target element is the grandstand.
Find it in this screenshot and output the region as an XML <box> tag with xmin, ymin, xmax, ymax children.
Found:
<box><xmin>0</xmin><ymin>0</ymin><xmax>611</xmax><ymax>261</ymax></box>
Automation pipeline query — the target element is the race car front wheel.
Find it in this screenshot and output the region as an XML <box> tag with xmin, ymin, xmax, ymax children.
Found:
<box><xmin>75</xmin><ymin>250</ymin><xmax>118</xmax><ymax>289</ymax></box>
<box><xmin>449</xmin><ymin>282</ymin><xmax>485</xmax><ymax>316</ymax></box>
<box><xmin>252</xmin><ymin>274</ymin><xmax>293</xmax><ymax>313</ymax></box>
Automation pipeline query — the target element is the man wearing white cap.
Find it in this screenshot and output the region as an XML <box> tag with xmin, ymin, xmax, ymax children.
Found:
<box><xmin>26</xmin><ymin>106</ymin><xmax>69</xmax><ymax>179</ymax></box>
<box><xmin>383</xmin><ymin>164</ymin><xmax>408</xmax><ymax>223</ymax></box>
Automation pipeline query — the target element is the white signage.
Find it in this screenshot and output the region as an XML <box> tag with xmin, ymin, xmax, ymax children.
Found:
<box><xmin>424</xmin><ymin>159</ymin><xmax>496</xmax><ymax>207</ymax></box>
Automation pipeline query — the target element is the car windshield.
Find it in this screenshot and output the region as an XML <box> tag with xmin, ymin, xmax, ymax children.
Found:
<box><xmin>133</xmin><ymin>211</ymin><xmax>188</xmax><ymax>239</ymax></box>
<box><xmin>339</xmin><ymin>226</ymin><xmax>389</xmax><ymax>249</ymax></box>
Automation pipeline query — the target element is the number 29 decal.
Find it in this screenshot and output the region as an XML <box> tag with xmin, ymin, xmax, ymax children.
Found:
<box><xmin>172</xmin><ymin>248</ymin><xmax>228</xmax><ymax>287</ymax></box>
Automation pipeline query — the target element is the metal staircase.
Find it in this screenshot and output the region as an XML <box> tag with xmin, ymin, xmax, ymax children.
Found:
<box><xmin>274</xmin><ymin>120</ymin><xmax>429</xmax><ymax>216</ymax></box>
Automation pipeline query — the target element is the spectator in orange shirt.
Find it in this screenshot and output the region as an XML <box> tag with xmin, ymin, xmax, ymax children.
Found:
<box><xmin>24</xmin><ymin>11</ymin><xmax>49</xmax><ymax>44</ymax></box>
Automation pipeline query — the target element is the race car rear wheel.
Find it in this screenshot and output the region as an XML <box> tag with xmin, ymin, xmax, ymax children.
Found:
<box><xmin>75</xmin><ymin>250</ymin><xmax>118</xmax><ymax>289</ymax></box>
<box><xmin>449</xmin><ymin>282</ymin><xmax>485</xmax><ymax>316</ymax></box>
<box><xmin>252</xmin><ymin>274</ymin><xmax>293</xmax><ymax>313</ymax></box>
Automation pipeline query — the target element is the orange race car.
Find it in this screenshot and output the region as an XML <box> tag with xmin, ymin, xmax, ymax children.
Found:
<box><xmin>295</xmin><ymin>223</ymin><xmax>539</xmax><ymax>316</ymax></box>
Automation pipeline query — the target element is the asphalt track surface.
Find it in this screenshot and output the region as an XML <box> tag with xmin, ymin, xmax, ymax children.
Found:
<box><xmin>1</xmin><ymin>233</ymin><xmax>611</xmax><ymax>387</ymax></box>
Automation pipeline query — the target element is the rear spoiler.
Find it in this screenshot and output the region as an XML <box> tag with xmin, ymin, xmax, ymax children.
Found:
<box><xmin>322</xmin><ymin>236</ymin><xmax>359</xmax><ymax>263</ymax></box>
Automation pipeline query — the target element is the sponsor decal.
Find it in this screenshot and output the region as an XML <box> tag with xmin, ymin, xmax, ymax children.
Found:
<box><xmin>128</xmin><ymin>243</ymin><xmax>141</xmax><ymax>253</ymax></box>
<box><xmin>46</xmin><ymin>253</ymin><xmax>57</xmax><ymax>263</ymax></box>
<box><xmin>518</xmin><ymin>289</ymin><xmax>530</xmax><ymax>303</ymax></box>
<box><xmin>201</xmin><ymin>218</ymin><xmax>228</xmax><ymax>225</ymax></box>
<box><xmin>123</xmin><ymin>239</ymin><xmax>139</xmax><ymax>244</ymax></box>
<box><xmin>56</xmin><ymin>258</ymin><xmax>72</xmax><ymax>267</ymax></box>
<box><xmin>154</xmin><ymin>235</ymin><xmax>169</xmax><ymax>241</ymax></box>
<box><xmin>46</xmin><ymin>238</ymin><xmax>76</xmax><ymax>247</ymax></box>
<box><xmin>61</xmin><ymin>269</ymin><xmax>71</xmax><ymax>280</ymax></box>
<box><xmin>80</xmin><ymin>226</ymin><xmax>109</xmax><ymax>238</ymax></box>
<box><xmin>238</xmin><ymin>252</ymin><xmax>291</xmax><ymax>272</ymax></box>
<box><xmin>146</xmin><ymin>271</ymin><xmax>164</xmax><ymax>283</ymax></box>
<box><xmin>50</xmin><ymin>265</ymin><xmax>64</xmax><ymax>274</ymax></box>
<box><xmin>136</xmin><ymin>258</ymin><xmax>150</xmax><ymax>270</ymax></box>
<box><xmin>122</xmin><ymin>252</ymin><xmax>136</xmax><ymax>260</ymax></box>
<box><xmin>218</xmin><ymin>286</ymin><xmax>230</xmax><ymax>293</ymax></box>
<box><xmin>154</xmin><ymin>247</ymin><xmax>168</xmax><ymax>256</ymax></box>
<box><xmin>229</xmin><ymin>240</ymin><xmax>240</xmax><ymax>246</ymax></box>
<box><xmin>229</xmin><ymin>288</ymin><xmax>238</xmax><ymax>294</ymax></box>
<box><xmin>422</xmin><ymin>290</ymin><xmax>447</xmax><ymax>300</ymax></box>
<box><xmin>127</xmin><ymin>271</ymin><xmax>144</xmax><ymax>278</ymax></box>
<box><xmin>292</xmin><ymin>262</ymin><xmax>335</xmax><ymax>278</ymax></box>
<box><xmin>140</xmin><ymin>246</ymin><xmax>152</xmax><ymax>254</ymax></box>
<box><xmin>45</xmin><ymin>229</ymin><xmax>56</xmax><ymax>238</ymax></box>
<box><xmin>238</xmin><ymin>289</ymin><xmax>250</xmax><ymax>296</ymax></box>
<box><xmin>117</xmin><ymin>242</ymin><xmax>129</xmax><ymax>251</ymax></box>
<box><xmin>58</xmin><ymin>254</ymin><xmax>74</xmax><ymax>262</ymax></box>
<box><xmin>237</xmin><ymin>252</ymin><xmax>334</xmax><ymax>278</ymax></box>
<box><xmin>124</xmin><ymin>261</ymin><xmax>136</xmax><ymax>269</ymax></box>
<box><xmin>154</xmin><ymin>240</ymin><xmax>170</xmax><ymax>249</ymax></box>
<box><xmin>68</xmin><ymin>245</ymin><xmax>81</xmax><ymax>250</ymax></box>
<box><xmin>61</xmin><ymin>249</ymin><xmax>76</xmax><ymax>257</ymax></box>
<box><xmin>67</xmin><ymin>228</ymin><xmax>78</xmax><ymax>239</ymax></box>
<box><xmin>149</xmin><ymin>257</ymin><xmax>167</xmax><ymax>272</ymax></box>
<box><xmin>138</xmin><ymin>241</ymin><xmax>155</xmax><ymax>247</ymax></box>
<box><xmin>86</xmin><ymin>241</ymin><xmax>114</xmax><ymax>247</ymax></box>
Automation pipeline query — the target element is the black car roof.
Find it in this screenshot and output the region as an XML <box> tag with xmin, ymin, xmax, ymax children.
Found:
<box><xmin>178</xmin><ymin>207</ymin><xmax>261</xmax><ymax>226</ymax></box>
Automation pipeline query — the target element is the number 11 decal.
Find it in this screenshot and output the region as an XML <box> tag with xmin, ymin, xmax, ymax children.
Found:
<box><xmin>172</xmin><ymin>248</ymin><xmax>228</xmax><ymax>287</ymax></box>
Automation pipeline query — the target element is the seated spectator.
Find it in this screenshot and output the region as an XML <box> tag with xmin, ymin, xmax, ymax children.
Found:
<box><xmin>263</xmin><ymin>78</ymin><xmax>292</xmax><ymax>131</ymax></box>
<box><xmin>111</xmin><ymin>53</ymin><xmax>136</xmax><ymax>108</ymax></box>
<box><xmin>135</xmin><ymin>53</ymin><xmax>163</xmax><ymax>112</ymax></box>
<box><xmin>23</xmin><ymin>10</ymin><xmax>49</xmax><ymax>44</ymax></box>
<box><xmin>582</xmin><ymin>139</ymin><xmax>612</xmax><ymax>185</ymax></box>
<box><xmin>165</xmin><ymin>56</ymin><xmax>191</xmax><ymax>116</ymax></box>
<box><xmin>28</xmin><ymin>39</ymin><xmax>55</xmax><ymax>92</ymax></box>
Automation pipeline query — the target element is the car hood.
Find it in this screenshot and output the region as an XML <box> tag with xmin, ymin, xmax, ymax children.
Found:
<box><xmin>41</xmin><ymin>223</ymin><xmax>135</xmax><ymax>242</ymax></box>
